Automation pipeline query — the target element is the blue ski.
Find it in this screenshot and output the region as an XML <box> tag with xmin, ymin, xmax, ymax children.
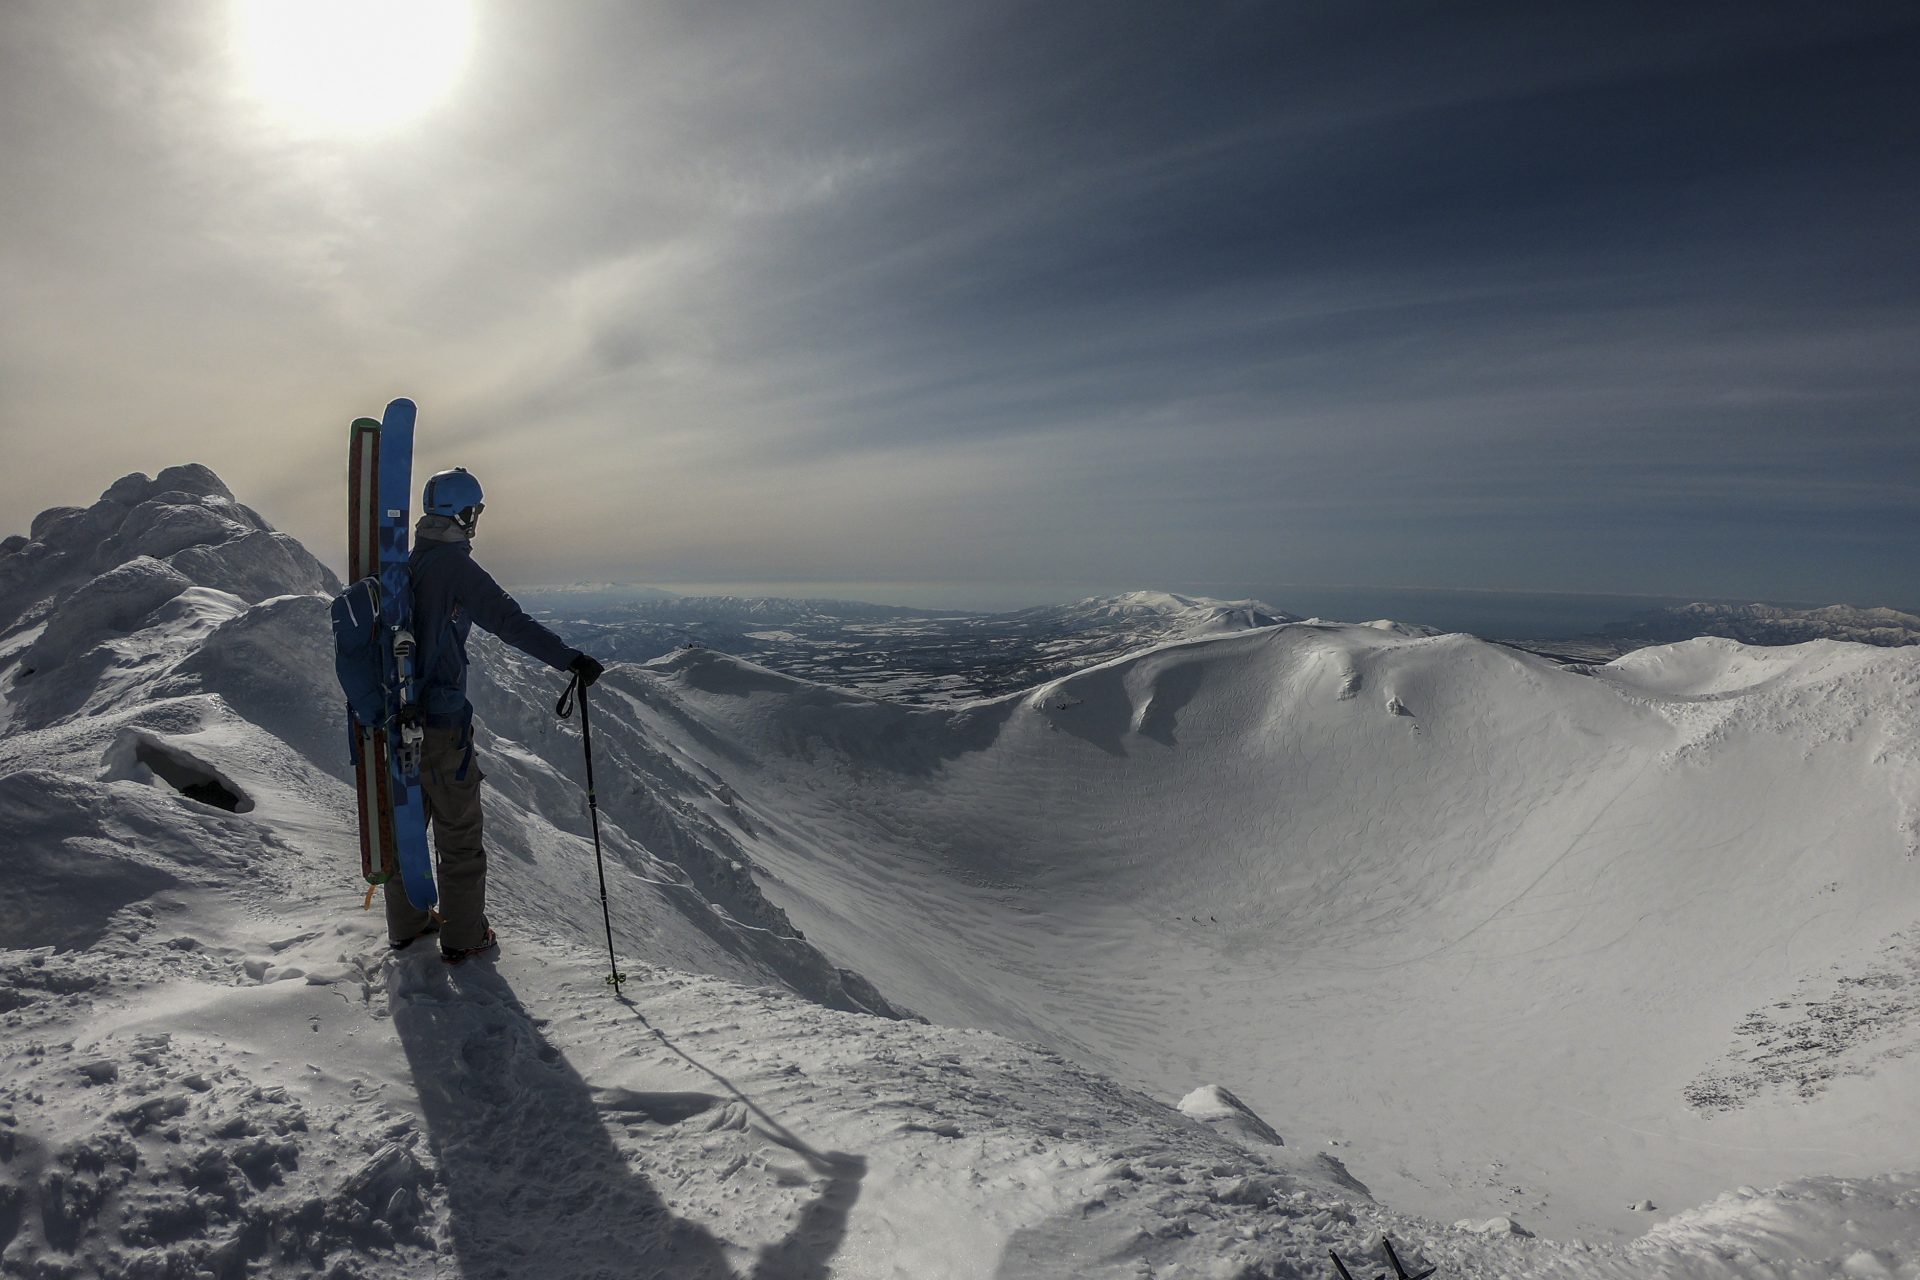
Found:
<box><xmin>377</xmin><ymin>397</ymin><xmax>437</xmax><ymax>911</ymax></box>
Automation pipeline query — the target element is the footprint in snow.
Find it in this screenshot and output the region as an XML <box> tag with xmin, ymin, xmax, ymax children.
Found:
<box><xmin>593</xmin><ymin>1087</ymin><xmax>723</xmax><ymax>1125</ymax></box>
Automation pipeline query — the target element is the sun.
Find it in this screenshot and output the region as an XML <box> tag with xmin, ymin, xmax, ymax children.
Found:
<box><xmin>232</xmin><ymin>0</ymin><xmax>474</xmax><ymax>134</ymax></box>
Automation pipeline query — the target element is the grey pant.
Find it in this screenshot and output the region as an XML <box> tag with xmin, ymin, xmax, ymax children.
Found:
<box><xmin>384</xmin><ymin>723</ymin><xmax>490</xmax><ymax>950</ymax></box>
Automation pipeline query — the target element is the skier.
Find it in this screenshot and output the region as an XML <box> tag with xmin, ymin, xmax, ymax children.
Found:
<box><xmin>386</xmin><ymin>467</ymin><xmax>606</xmax><ymax>963</ymax></box>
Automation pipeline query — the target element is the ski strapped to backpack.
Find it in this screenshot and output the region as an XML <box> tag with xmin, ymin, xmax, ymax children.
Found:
<box><xmin>331</xmin><ymin>402</ymin><xmax>437</xmax><ymax>911</ymax></box>
<box><xmin>335</xmin><ymin>419</ymin><xmax>399</xmax><ymax>897</ymax></box>
<box><xmin>376</xmin><ymin>399</ymin><xmax>438</xmax><ymax>911</ymax></box>
<box><xmin>329</xmin><ymin>571</ymin><xmax>436</xmax><ymax>904</ymax></box>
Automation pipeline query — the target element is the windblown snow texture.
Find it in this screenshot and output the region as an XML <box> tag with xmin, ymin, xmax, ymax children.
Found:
<box><xmin>0</xmin><ymin>465</ymin><xmax>1917</xmax><ymax>1278</ymax></box>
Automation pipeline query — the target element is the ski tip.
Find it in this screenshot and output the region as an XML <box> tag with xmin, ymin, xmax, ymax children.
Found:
<box><xmin>351</xmin><ymin>417</ymin><xmax>381</xmax><ymax>433</ymax></box>
<box><xmin>380</xmin><ymin>398</ymin><xmax>417</xmax><ymax>433</ymax></box>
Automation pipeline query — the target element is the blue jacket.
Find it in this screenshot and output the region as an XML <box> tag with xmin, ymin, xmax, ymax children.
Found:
<box><xmin>410</xmin><ymin>535</ymin><xmax>580</xmax><ymax>721</ymax></box>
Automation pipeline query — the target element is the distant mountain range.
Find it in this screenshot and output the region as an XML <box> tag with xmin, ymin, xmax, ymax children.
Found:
<box><xmin>527</xmin><ymin>587</ymin><xmax>1296</xmax><ymax>703</ymax></box>
<box><xmin>508</xmin><ymin>582</ymin><xmax>681</xmax><ymax>610</ymax></box>
<box><xmin>518</xmin><ymin>584</ymin><xmax>1920</xmax><ymax>696</ymax></box>
<box><xmin>522</xmin><ymin>591</ymin><xmax>943</xmax><ymax>625</ymax></box>
<box><xmin>1002</xmin><ymin>589</ymin><xmax>1295</xmax><ymax>633</ymax></box>
<box><xmin>1600</xmin><ymin>601</ymin><xmax>1920</xmax><ymax>648</ymax></box>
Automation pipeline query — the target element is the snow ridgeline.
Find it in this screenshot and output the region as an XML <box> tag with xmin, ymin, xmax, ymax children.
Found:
<box><xmin>0</xmin><ymin>465</ymin><xmax>1913</xmax><ymax>1278</ymax></box>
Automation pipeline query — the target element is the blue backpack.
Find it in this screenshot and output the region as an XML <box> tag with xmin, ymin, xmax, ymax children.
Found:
<box><xmin>330</xmin><ymin>575</ymin><xmax>391</xmax><ymax>730</ymax></box>
<box><xmin>332</xmin><ymin>544</ymin><xmax>464</xmax><ymax>760</ymax></box>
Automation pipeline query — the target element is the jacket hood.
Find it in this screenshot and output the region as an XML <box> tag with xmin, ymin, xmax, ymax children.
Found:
<box><xmin>415</xmin><ymin>514</ymin><xmax>471</xmax><ymax>544</ymax></box>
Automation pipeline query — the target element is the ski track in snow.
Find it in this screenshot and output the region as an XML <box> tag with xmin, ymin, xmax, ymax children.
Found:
<box><xmin>2</xmin><ymin>469</ymin><xmax>1919</xmax><ymax>1277</ymax></box>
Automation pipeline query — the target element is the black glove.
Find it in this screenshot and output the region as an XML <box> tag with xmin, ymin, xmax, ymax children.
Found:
<box><xmin>569</xmin><ymin>653</ymin><xmax>606</xmax><ymax>689</ymax></box>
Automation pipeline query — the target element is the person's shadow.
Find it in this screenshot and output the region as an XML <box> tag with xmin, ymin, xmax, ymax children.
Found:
<box><xmin>390</xmin><ymin>959</ymin><xmax>865</xmax><ymax>1279</ymax></box>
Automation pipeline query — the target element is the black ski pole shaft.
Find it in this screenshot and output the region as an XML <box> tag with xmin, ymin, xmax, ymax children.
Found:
<box><xmin>560</xmin><ymin>672</ymin><xmax>624</xmax><ymax>995</ymax></box>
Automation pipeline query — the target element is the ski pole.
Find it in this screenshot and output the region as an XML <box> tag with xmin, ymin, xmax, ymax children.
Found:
<box><xmin>557</xmin><ymin>671</ymin><xmax>625</xmax><ymax>995</ymax></box>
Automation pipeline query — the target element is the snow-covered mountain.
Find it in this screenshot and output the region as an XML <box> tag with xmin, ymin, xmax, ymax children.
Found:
<box><xmin>1602</xmin><ymin>601</ymin><xmax>1920</xmax><ymax>648</ymax></box>
<box><xmin>1004</xmin><ymin>590</ymin><xmax>1296</xmax><ymax>634</ymax></box>
<box><xmin>2</xmin><ymin>466</ymin><xmax>1918</xmax><ymax>1278</ymax></box>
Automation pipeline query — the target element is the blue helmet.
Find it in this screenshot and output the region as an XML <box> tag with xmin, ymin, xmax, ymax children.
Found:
<box><xmin>422</xmin><ymin>468</ymin><xmax>485</xmax><ymax>532</ymax></box>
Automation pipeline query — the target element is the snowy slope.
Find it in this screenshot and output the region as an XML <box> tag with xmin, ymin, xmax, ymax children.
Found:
<box><xmin>3</xmin><ymin>468</ymin><xmax>1919</xmax><ymax>1278</ymax></box>
<box><xmin>609</xmin><ymin>624</ymin><xmax>1920</xmax><ymax>1243</ymax></box>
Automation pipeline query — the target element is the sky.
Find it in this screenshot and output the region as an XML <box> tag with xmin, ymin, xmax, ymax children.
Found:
<box><xmin>2</xmin><ymin>1</ymin><xmax>1917</xmax><ymax>610</ymax></box>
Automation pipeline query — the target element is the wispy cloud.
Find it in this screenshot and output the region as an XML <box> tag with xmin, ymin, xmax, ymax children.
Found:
<box><xmin>2</xmin><ymin>0</ymin><xmax>1916</xmax><ymax>606</ymax></box>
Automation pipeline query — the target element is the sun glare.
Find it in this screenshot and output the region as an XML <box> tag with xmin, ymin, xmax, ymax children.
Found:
<box><xmin>233</xmin><ymin>0</ymin><xmax>474</xmax><ymax>134</ymax></box>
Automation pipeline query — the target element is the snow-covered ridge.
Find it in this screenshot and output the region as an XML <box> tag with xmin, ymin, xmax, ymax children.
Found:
<box><xmin>3</xmin><ymin>465</ymin><xmax>1918</xmax><ymax>1277</ymax></box>
<box><xmin>2</xmin><ymin>464</ymin><xmax>338</xmax><ymax>661</ymax></box>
